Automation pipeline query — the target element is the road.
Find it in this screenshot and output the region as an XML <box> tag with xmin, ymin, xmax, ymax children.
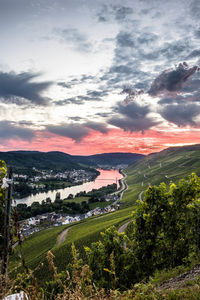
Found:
<box><xmin>111</xmin><ymin>170</ymin><xmax>128</xmax><ymax>205</ymax></box>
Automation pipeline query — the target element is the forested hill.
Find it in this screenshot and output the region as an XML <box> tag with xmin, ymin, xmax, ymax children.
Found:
<box><xmin>73</xmin><ymin>152</ymin><xmax>144</xmax><ymax>166</ymax></box>
<box><xmin>0</xmin><ymin>151</ymin><xmax>80</xmax><ymax>171</ymax></box>
<box><xmin>0</xmin><ymin>151</ymin><xmax>144</xmax><ymax>171</ymax></box>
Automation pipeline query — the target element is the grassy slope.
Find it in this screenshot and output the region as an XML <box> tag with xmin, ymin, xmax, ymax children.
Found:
<box><xmin>11</xmin><ymin>145</ymin><xmax>200</xmax><ymax>284</ymax></box>
<box><xmin>64</xmin><ymin>196</ymin><xmax>112</xmax><ymax>209</ymax></box>
<box><xmin>122</xmin><ymin>144</ymin><xmax>200</xmax><ymax>207</ymax></box>
<box><xmin>11</xmin><ymin>206</ymin><xmax>133</xmax><ymax>283</ymax></box>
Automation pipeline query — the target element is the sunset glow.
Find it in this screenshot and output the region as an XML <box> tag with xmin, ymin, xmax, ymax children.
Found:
<box><xmin>0</xmin><ymin>0</ymin><xmax>200</xmax><ymax>155</ymax></box>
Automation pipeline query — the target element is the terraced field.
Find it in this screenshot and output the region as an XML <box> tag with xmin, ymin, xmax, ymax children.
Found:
<box><xmin>122</xmin><ymin>144</ymin><xmax>200</xmax><ymax>207</ymax></box>
<box><xmin>11</xmin><ymin>206</ymin><xmax>133</xmax><ymax>283</ymax></box>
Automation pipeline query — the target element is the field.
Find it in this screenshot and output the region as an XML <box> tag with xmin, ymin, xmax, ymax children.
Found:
<box><xmin>11</xmin><ymin>145</ymin><xmax>200</xmax><ymax>284</ymax></box>
<box><xmin>64</xmin><ymin>196</ymin><xmax>90</xmax><ymax>204</ymax></box>
<box><xmin>64</xmin><ymin>196</ymin><xmax>113</xmax><ymax>209</ymax></box>
<box><xmin>122</xmin><ymin>145</ymin><xmax>200</xmax><ymax>206</ymax></box>
<box><xmin>11</xmin><ymin>206</ymin><xmax>133</xmax><ymax>283</ymax></box>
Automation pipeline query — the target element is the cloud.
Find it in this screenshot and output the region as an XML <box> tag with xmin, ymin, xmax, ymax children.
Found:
<box><xmin>160</xmin><ymin>103</ymin><xmax>200</xmax><ymax>126</ymax></box>
<box><xmin>109</xmin><ymin>102</ymin><xmax>159</xmax><ymax>132</ymax></box>
<box><xmin>57</xmin><ymin>75</ymin><xmax>95</xmax><ymax>90</ymax></box>
<box><xmin>84</xmin><ymin>121</ymin><xmax>108</xmax><ymax>134</ymax></box>
<box><xmin>46</xmin><ymin>121</ymin><xmax>109</xmax><ymax>142</ymax></box>
<box><xmin>0</xmin><ymin>71</ymin><xmax>52</xmax><ymax>105</ymax></box>
<box><xmin>86</xmin><ymin>90</ymin><xmax>108</xmax><ymax>98</ymax></box>
<box><xmin>148</xmin><ymin>62</ymin><xmax>199</xmax><ymax>96</ymax></box>
<box><xmin>116</xmin><ymin>31</ymin><xmax>135</xmax><ymax>48</ymax></box>
<box><xmin>0</xmin><ymin>120</ymin><xmax>35</xmax><ymax>140</ymax></box>
<box><xmin>190</xmin><ymin>0</ymin><xmax>200</xmax><ymax>19</ymax></box>
<box><xmin>46</xmin><ymin>123</ymin><xmax>90</xmax><ymax>142</ymax></box>
<box><xmin>54</xmin><ymin>98</ymin><xmax>83</xmax><ymax>106</ymax></box>
<box><xmin>53</xmin><ymin>28</ymin><xmax>92</xmax><ymax>52</ymax></box>
<box><xmin>114</xmin><ymin>5</ymin><xmax>133</xmax><ymax>21</ymax></box>
<box><xmin>97</xmin><ymin>4</ymin><xmax>133</xmax><ymax>23</ymax></box>
<box><xmin>121</xmin><ymin>63</ymin><xmax>199</xmax><ymax>105</ymax></box>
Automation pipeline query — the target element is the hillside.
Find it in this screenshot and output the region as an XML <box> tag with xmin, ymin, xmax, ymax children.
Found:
<box><xmin>122</xmin><ymin>143</ymin><xmax>200</xmax><ymax>206</ymax></box>
<box><xmin>73</xmin><ymin>152</ymin><xmax>144</xmax><ymax>166</ymax></box>
<box><xmin>9</xmin><ymin>145</ymin><xmax>200</xmax><ymax>281</ymax></box>
<box><xmin>0</xmin><ymin>150</ymin><xmax>144</xmax><ymax>171</ymax></box>
<box><xmin>5</xmin><ymin>144</ymin><xmax>200</xmax><ymax>299</ymax></box>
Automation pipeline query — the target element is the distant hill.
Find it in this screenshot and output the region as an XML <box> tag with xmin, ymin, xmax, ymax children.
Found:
<box><xmin>72</xmin><ymin>152</ymin><xmax>144</xmax><ymax>166</ymax></box>
<box><xmin>0</xmin><ymin>151</ymin><xmax>144</xmax><ymax>171</ymax></box>
<box><xmin>0</xmin><ymin>151</ymin><xmax>80</xmax><ymax>171</ymax></box>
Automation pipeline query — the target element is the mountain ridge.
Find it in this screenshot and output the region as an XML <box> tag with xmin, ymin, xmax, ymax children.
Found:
<box><xmin>0</xmin><ymin>150</ymin><xmax>144</xmax><ymax>170</ymax></box>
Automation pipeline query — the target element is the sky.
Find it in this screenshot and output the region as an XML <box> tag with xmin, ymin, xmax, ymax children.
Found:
<box><xmin>0</xmin><ymin>0</ymin><xmax>200</xmax><ymax>155</ymax></box>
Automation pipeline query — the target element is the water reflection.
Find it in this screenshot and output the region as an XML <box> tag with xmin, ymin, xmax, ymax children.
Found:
<box><xmin>16</xmin><ymin>169</ymin><xmax>123</xmax><ymax>206</ymax></box>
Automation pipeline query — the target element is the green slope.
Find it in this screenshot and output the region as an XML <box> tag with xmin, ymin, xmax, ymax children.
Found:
<box><xmin>11</xmin><ymin>207</ymin><xmax>133</xmax><ymax>283</ymax></box>
<box><xmin>122</xmin><ymin>144</ymin><xmax>200</xmax><ymax>207</ymax></box>
<box><xmin>0</xmin><ymin>151</ymin><xmax>144</xmax><ymax>172</ymax></box>
<box><xmin>11</xmin><ymin>144</ymin><xmax>200</xmax><ymax>284</ymax></box>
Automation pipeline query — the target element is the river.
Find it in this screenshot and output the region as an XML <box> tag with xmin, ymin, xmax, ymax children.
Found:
<box><xmin>16</xmin><ymin>169</ymin><xmax>123</xmax><ymax>206</ymax></box>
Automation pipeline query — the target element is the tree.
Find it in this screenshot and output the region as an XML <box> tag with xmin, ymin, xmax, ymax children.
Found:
<box><xmin>85</xmin><ymin>173</ymin><xmax>200</xmax><ymax>290</ymax></box>
<box><xmin>132</xmin><ymin>173</ymin><xmax>200</xmax><ymax>275</ymax></box>
<box><xmin>0</xmin><ymin>160</ymin><xmax>7</xmax><ymax>258</ymax></box>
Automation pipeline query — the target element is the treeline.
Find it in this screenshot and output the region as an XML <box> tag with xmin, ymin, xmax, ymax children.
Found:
<box><xmin>14</xmin><ymin>178</ymin><xmax>74</xmax><ymax>198</ymax></box>
<box><xmin>16</xmin><ymin>183</ymin><xmax>117</xmax><ymax>220</ymax></box>
<box><xmin>73</xmin><ymin>183</ymin><xmax>117</xmax><ymax>202</ymax></box>
<box><xmin>16</xmin><ymin>198</ymin><xmax>90</xmax><ymax>219</ymax></box>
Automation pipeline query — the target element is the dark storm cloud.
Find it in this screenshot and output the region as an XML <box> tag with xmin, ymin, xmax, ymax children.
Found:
<box><xmin>148</xmin><ymin>62</ymin><xmax>199</xmax><ymax>96</ymax></box>
<box><xmin>84</xmin><ymin>121</ymin><xmax>108</xmax><ymax>134</ymax></box>
<box><xmin>46</xmin><ymin>123</ymin><xmax>90</xmax><ymax>142</ymax></box>
<box><xmin>0</xmin><ymin>120</ymin><xmax>35</xmax><ymax>140</ymax></box>
<box><xmin>120</xmin><ymin>62</ymin><xmax>198</xmax><ymax>103</ymax></box>
<box><xmin>160</xmin><ymin>103</ymin><xmax>200</xmax><ymax>126</ymax></box>
<box><xmin>46</xmin><ymin>120</ymin><xmax>109</xmax><ymax>142</ymax></box>
<box><xmin>109</xmin><ymin>102</ymin><xmax>159</xmax><ymax>132</ymax></box>
<box><xmin>53</xmin><ymin>28</ymin><xmax>92</xmax><ymax>52</ymax></box>
<box><xmin>0</xmin><ymin>72</ymin><xmax>52</xmax><ymax>106</ymax></box>
<box><xmin>109</xmin><ymin>116</ymin><xmax>157</xmax><ymax>132</ymax></box>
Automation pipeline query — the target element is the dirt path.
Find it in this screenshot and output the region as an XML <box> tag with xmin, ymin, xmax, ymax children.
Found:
<box><xmin>158</xmin><ymin>264</ymin><xmax>200</xmax><ymax>290</ymax></box>
<box><xmin>118</xmin><ymin>220</ymin><xmax>132</xmax><ymax>233</ymax></box>
<box><xmin>57</xmin><ymin>228</ymin><xmax>70</xmax><ymax>246</ymax></box>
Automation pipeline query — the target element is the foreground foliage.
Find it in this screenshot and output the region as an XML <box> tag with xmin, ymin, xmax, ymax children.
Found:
<box><xmin>3</xmin><ymin>172</ymin><xmax>200</xmax><ymax>299</ymax></box>
<box><xmin>0</xmin><ymin>160</ymin><xmax>7</xmax><ymax>258</ymax></box>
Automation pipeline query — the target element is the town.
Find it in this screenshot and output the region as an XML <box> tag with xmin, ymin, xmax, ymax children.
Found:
<box><xmin>13</xmin><ymin>168</ymin><xmax>99</xmax><ymax>198</ymax></box>
<box><xmin>19</xmin><ymin>196</ymin><xmax>120</xmax><ymax>236</ymax></box>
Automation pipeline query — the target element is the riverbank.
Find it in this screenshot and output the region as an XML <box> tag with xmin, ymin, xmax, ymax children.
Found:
<box><xmin>16</xmin><ymin>169</ymin><xmax>123</xmax><ymax>206</ymax></box>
